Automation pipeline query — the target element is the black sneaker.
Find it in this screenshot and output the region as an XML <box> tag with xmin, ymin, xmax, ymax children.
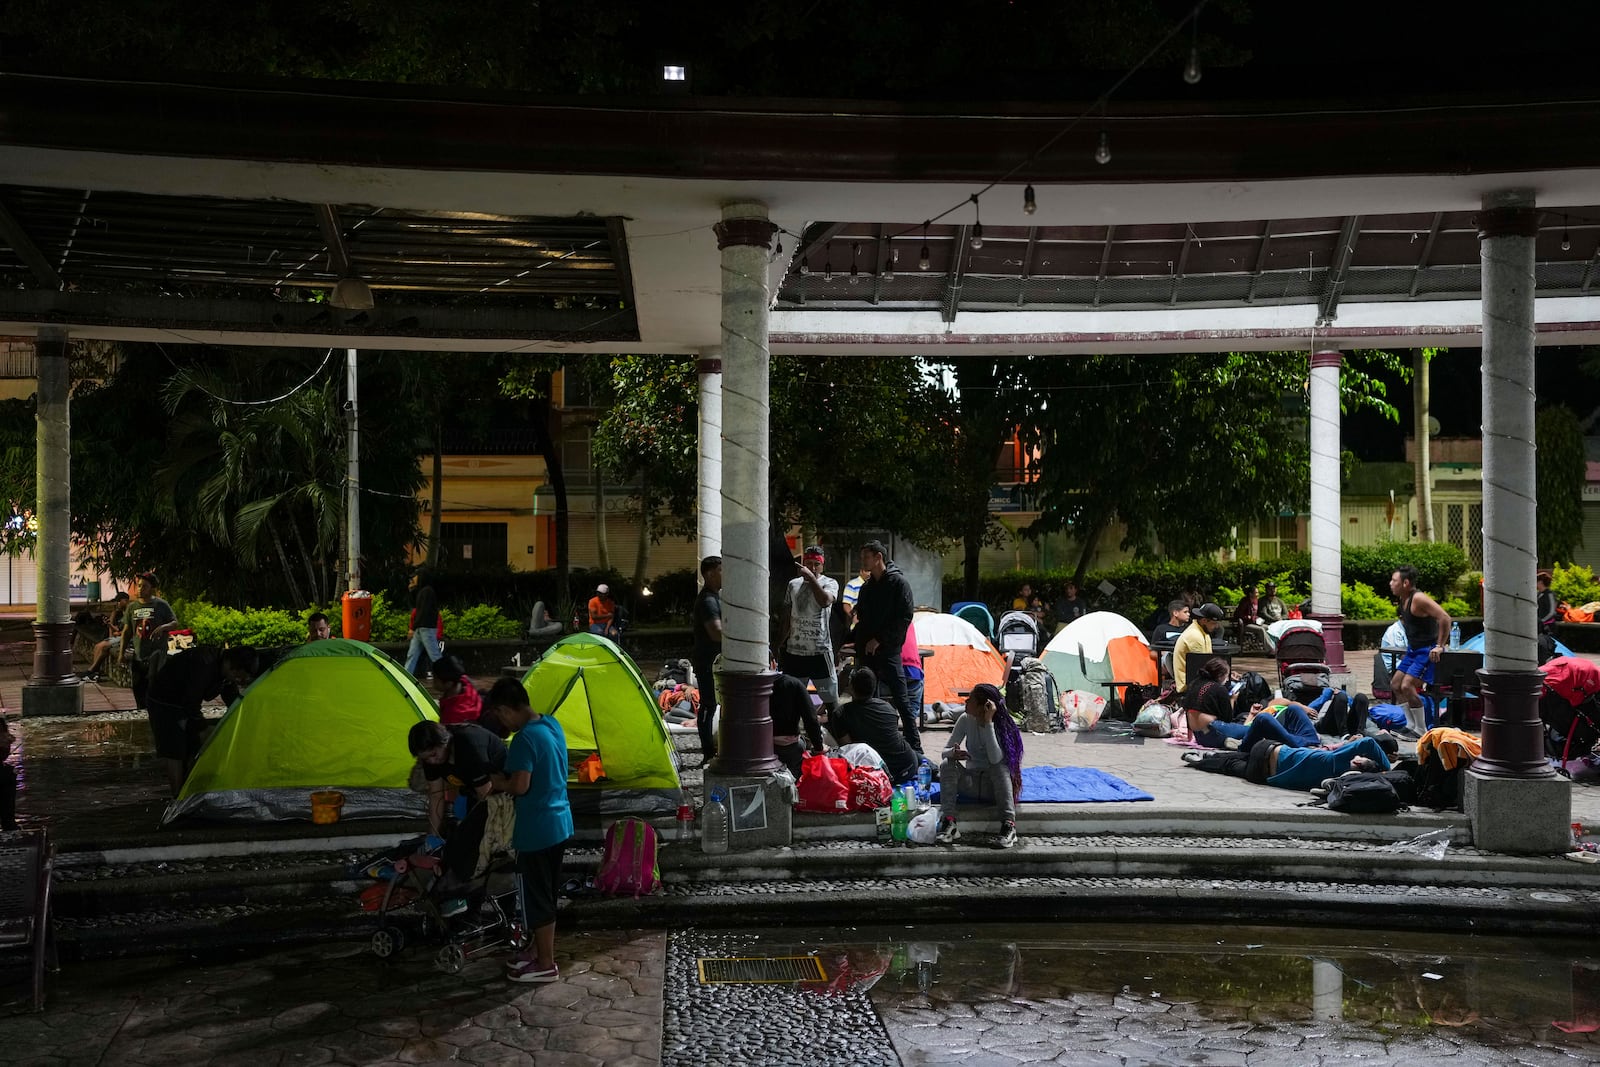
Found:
<box><xmin>935</xmin><ymin>817</ymin><xmax>960</xmax><ymax>845</ymax></box>
<box><xmin>994</xmin><ymin>822</ymin><xmax>1018</xmax><ymax>850</ymax></box>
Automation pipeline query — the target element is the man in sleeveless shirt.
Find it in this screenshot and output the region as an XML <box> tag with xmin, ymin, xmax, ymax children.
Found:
<box><xmin>1388</xmin><ymin>564</ymin><xmax>1453</xmax><ymax>721</ymax></box>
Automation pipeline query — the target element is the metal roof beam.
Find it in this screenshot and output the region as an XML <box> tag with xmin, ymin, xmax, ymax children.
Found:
<box><xmin>870</xmin><ymin>224</ymin><xmax>887</xmax><ymax>306</ymax></box>
<box><xmin>1316</xmin><ymin>215</ymin><xmax>1362</xmax><ymax>324</ymax></box>
<box><xmin>1092</xmin><ymin>225</ymin><xmax>1116</xmax><ymax>307</ymax></box>
<box><xmin>1408</xmin><ymin>211</ymin><xmax>1445</xmax><ymax>298</ymax></box>
<box><xmin>0</xmin><ymin>289</ymin><xmax>637</xmax><ymax>344</ymax></box>
<box><xmin>313</xmin><ymin>203</ymin><xmax>355</xmax><ymax>277</ymax></box>
<box><xmin>1244</xmin><ymin>220</ymin><xmax>1274</xmax><ymax>304</ymax></box>
<box><xmin>941</xmin><ymin>225</ymin><xmax>969</xmax><ymax>322</ymax></box>
<box><xmin>0</xmin><ymin>196</ymin><xmax>63</xmax><ymax>289</ymax></box>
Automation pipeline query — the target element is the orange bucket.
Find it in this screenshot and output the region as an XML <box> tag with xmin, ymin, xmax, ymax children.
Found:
<box><xmin>310</xmin><ymin>790</ymin><xmax>345</xmax><ymax>824</ymax></box>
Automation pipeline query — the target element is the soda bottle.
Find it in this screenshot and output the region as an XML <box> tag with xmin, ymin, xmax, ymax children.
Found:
<box><xmin>890</xmin><ymin>787</ymin><xmax>908</xmax><ymax>842</ymax></box>
<box><xmin>702</xmin><ymin>787</ymin><xmax>730</xmax><ymax>855</ymax></box>
<box><xmin>676</xmin><ymin>799</ymin><xmax>695</xmax><ymax>843</ymax></box>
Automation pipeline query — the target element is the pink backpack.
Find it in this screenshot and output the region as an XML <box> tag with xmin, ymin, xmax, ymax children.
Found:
<box><xmin>593</xmin><ymin>817</ymin><xmax>661</xmax><ymax>898</ymax></box>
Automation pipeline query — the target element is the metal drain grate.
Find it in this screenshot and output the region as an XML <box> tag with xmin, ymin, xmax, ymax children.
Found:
<box><xmin>696</xmin><ymin>955</ymin><xmax>827</xmax><ymax>984</ymax></box>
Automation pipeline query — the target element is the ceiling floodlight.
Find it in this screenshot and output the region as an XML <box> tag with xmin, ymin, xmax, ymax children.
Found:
<box><xmin>330</xmin><ymin>277</ymin><xmax>375</xmax><ymax>311</ymax></box>
<box><xmin>663</xmin><ymin>65</ymin><xmax>687</xmax><ymax>82</ymax></box>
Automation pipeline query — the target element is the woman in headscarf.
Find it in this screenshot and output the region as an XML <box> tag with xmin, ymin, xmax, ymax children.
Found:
<box><xmin>933</xmin><ymin>682</ymin><xmax>1024</xmax><ymax>850</ymax></box>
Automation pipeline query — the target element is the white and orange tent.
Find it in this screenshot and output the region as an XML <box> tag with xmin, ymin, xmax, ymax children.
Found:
<box><xmin>1042</xmin><ymin>611</ymin><xmax>1158</xmax><ymax>699</ymax></box>
<box><xmin>911</xmin><ymin>610</ymin><xmax>1009</xmax><ymax>711</ymax></box>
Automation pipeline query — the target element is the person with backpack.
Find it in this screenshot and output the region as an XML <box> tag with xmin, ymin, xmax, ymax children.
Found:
<box><xmin>488</xmin><ymin>677</ymin><xmax>573</xmax><ymax>985</ymax></box>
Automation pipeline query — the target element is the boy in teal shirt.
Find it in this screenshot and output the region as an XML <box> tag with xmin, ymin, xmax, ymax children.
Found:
<box><xmin>489</xmin><ymin>677</ymin><xmax>574</xmax><ymax>984</ymax></box>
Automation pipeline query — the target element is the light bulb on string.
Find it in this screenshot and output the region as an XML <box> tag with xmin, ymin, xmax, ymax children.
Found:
<box><xmin>919</xmin><ymin>223</ymin><xmax>931</xmax><ymax>270</ymax></box>
<box><xmin>969</xmin><ymin>195</ymin><xmax>983</xmax><ymax>250</ymax></box>
<box><xmin>799</xmin><ymin>259</ymin><xmax>810</xmax><ymax>275</ymax></box>
<box><xmin>1095</xmin><ymin>131</ymin><xmax>1112</xmax><ymax>165</ymax></box>
<box><xmin>1562</xmin><ymin>217</ymin><xmax>1572</xmax><ymax>252</ymax></box>
<box><xmin>824</xmin><ymin>247</ymin><xmax>833</xmax><ymax>282</ymax></box>
<box><xmin>1023</xmin><ymin>184</ymin><xmax>1037</xmax><ymax>215</ymax></box>
<box><xmin>849</xmin><ymin>242</ymin><xmax>860</xmax><ymax>283</ymax></box>
<box><xmin>1184</xmin><ymin>12</ymin><xmax>1202</xmax><ymax>84</ymax></box>
<box><xmin>884</xmin><ymin>246</ymin><xmax>897</xmax><ymax>280</ymax></box>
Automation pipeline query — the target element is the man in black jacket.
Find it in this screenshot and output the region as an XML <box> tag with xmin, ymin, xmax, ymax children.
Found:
<box><xmin>831</xmin><ymin>669</ymin><xmax>919</xmax><ymax>784</ymax></box>
<box><xmin>850</xmin><ymin>540</ymin><xmax>920</xmax><ymax>753</ymax></box>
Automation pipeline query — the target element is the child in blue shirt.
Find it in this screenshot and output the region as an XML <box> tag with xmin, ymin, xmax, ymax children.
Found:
<box><xmin>488</xmin><ymin>677</ymin><xmax>574</xmax><ymax>984</ymax></box>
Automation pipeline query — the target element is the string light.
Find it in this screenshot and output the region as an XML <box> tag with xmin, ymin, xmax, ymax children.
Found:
<box><xmin>1562</xmin><ymin>216</ymin><xmax>1572</xmax><ymax>252</ymax></box>
<box><xmin>1023</xmin><ymin>184</ymin><xmax>1037</xmax><ymax>215</ymax></box>
<box><xmin>823</xmin><ymin>246</ymin><xmax>834</xmax><ymax>282</ymax></box>
<box><xmin>919</xmin><ymin>224</ymin><xmax>931</xmax><ymax>271</ymax></box>
<box><xmin>799</xmin><ymin>259</ymin><xmax>810</xmax><ymax>275</ymax></box>
<box><xmin>1095</xmin><ymin>131</ymin><xmax>1112</xmax><ymax>165</ymax></box>
<box><xmin>883</xmin><ymin>246</ymin><xmax>898</xmax><ymax>280</ymax></box>
<box><xmin>849</xmin><ymin>242</ymin><xmax>860</xmax><ymax>283</ymax></box>
<box><xmin>970</xmin><ymin>195</ymin><xmax>984</xmax><ymax>250</ymax></box>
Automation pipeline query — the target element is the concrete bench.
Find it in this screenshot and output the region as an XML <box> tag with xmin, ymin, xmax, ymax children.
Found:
<box><xmin>0</xmin><ymin>829</ymin><xmax>56</xmax><ymax>1010</ymax></box>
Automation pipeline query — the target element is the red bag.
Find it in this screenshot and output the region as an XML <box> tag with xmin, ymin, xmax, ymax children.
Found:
<box><xmin>848</xmin><ymin>766</ymin><xmax>894</xmax><ymax>811</ymax></box>
<box><xmin>796</xmin><ymin>753</ymin><xmax>852</xmax><ymax>813</ymax></box>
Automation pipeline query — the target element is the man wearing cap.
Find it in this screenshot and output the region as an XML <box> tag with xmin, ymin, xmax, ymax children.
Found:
<box><xmin>587</xmin><ymin>584</ymin><xmax>617</xmax><ymax>638</ymax></box>
<box><xmin>1172</xmin><ymin>602</ymin><xmax>1225</xmax><ymax>692</ymax></box>
<box><xmin>780</xmin><ymin>546</ymin><xmax>840</xmax><ymax>713</ymax></box>
<box><xmin>851</xmin><ymin>540</ymin><xmax>920</xmax><ymax>753</ymax></box>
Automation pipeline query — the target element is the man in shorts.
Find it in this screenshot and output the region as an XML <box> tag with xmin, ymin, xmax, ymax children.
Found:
<box><xmin>1389</xmin><ymin>564</ymin><xmax>1453</xmax><ymax>734</ymax></box>
<box><xmin>489</xmin><ymin>677</ymin><xmax>574</xmax><ymax>984</ymax></box>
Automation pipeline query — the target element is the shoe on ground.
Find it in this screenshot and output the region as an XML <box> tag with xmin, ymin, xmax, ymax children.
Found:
<box><xmin>1309</xmin><ymin>787</ymin><xmax>1329</xmax><ymax>799</ymax></box>
<box><xmin>439</xmin><ymin>897</ymin><xmax>469</xmax><ymax>918</ymax></box>
<box><xmin>506</xmin><ymin>961</ymin><xmax>560</xmax><ymax>983</ymax></box>
<box><xmin>935</xmin><ymin>818</ymin><xmax>960</xmax><ymax>845</ymax></box>
<box><xmin>994</xmin><ymin>822</ymin><xmax>1018</xmax><ymax>850</ymax></box>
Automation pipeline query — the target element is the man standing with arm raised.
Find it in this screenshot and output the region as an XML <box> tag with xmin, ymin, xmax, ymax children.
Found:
<box><xmin>1389</xmin><ymin>564</ymin><xmax>1453</xmax><ymax>732</ymax></box>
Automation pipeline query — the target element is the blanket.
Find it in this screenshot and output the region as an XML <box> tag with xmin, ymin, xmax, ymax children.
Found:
<box><xmin>933</xmin><ymin>765</ymin><xmax>1153</xmax><ymax>804</ymax></box>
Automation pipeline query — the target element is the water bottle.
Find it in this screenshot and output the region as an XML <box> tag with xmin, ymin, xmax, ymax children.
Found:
<box><xmin>701</xmin><ymin>788</ymin><xmax>729</xmax><ymax>855</ymax></box>
<box><xmin>916</xmin><ymin>757</ymin><xmax>933</xmax><ymax>809</ymax></box>
<box><xmin>1450</xmin><ymin>622</ymin><xmax>1461</xmax><ymax>649</ymax></box>
<box><xmin>890</xmin><ymin>787</ymin><xmax>909</xmax><ymax>842</ymax></box>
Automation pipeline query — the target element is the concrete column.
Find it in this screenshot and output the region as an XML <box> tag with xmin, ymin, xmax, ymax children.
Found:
<box><xmin>696</xmin><ymin>351</ymin><xmax>723</xmax><ymax>561</ymax></box>
<box><xmin>702</xmin><ymin>203</ymin><xmax>789</xmax><ymax>851</ymax></box>
<box><xmin>1306</xmin><ymin>348</ymin><xmax>1348</xmax><ymax>675</ymax></box>
<box><xmin>1467</xmin><ymin>189</ymin><xmax>1569</xmax><ymax>853</ymax></box>
<box><xmin>23</xmin><ymin>327</ymin><xmax>81</xmax><ymax>717</ymax></box>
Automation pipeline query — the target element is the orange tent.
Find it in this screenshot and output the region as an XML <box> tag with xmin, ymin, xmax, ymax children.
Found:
<box><xmin>911</xmin><ymin>611</ymin><xmax>1009</xmax><ymax>710</ymax></box>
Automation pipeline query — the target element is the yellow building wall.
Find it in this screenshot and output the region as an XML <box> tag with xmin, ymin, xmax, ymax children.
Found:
<box><xmin>412</xmin><ymin>454</ymin><xmax>546</xmax><ymax>571</ymax></box>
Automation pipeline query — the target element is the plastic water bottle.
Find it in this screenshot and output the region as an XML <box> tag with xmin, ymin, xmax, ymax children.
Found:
<box><xmin>701</xmin><ymin>788</ymin><xmax>729</xmax><ymax>855</ymax></box>
<box><xmin>1450</xmin><ymin>622</ymin><xmax>1461</xmax><ymax>649</ymax></box>
<box><xmin>890</xmin><ymin>788</ymin><xmax>909</xmax><ymax>842</ymax></box>
<box><xmin>916</xmin><ymin>757</ymin><xmax>933</xmax><ymax>809</ymax></box>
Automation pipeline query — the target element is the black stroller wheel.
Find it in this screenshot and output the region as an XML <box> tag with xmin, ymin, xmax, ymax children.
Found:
<box><xmin>371</xmin><ymin>925</ymin><xmax>405</xmax><ymax>959</ymax></box>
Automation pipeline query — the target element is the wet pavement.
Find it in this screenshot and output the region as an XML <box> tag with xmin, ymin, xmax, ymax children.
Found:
<box><xmin>7</xmin><ymin>921</ymin><xmax>1600</xmax><ymax>1065</ymax></box>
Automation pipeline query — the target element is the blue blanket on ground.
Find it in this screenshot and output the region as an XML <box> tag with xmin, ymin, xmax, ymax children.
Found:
<box><xmin>932</xmin><ymin>765</ymin><xmax>1153</xmax><ymax>804</ymax></box>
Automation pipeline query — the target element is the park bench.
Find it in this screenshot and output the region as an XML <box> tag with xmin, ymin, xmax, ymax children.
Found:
<box><xmin>0</xmin><ymin>829</ymin><xmax>55</xmax><ymax>1011</ymax></box>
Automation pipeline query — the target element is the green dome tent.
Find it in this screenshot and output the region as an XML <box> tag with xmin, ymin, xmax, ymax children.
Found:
<box><xmin>163</xmin><ymin>639</ymin><xmax>439</xmax><ymax>824</ymax></box>
<box><xmin>520</xmin><ymin>632</ymin><xmax>682</xmax><ymax>815</ymax></box>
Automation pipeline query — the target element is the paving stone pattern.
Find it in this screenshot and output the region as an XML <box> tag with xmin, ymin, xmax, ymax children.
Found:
<box><xmin>0</xmin><ymin>929</ymin><xmax>665</xmax><ymax>1066</ymax></box>
<box><xmin>661</xmin><ymin>930</ymin><xmax>898</xmax><ymax>1067</ymax></box>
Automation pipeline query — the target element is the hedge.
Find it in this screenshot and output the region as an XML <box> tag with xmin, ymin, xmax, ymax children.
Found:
<box><xmin>168</xmin><ymin>597</ymin><xmax>522</xmax><ymax>648</ymax></box>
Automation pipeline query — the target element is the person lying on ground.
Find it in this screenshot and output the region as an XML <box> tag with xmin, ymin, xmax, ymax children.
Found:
<box><xmin>830</xmin><ymin>668</ymin><xmax>919</xmax><ymax>784</ymax></box>
<box><xmin>1235</xmin><ymin>700</ymin><xmax>1322</xmax><ymax>753</ymax></box>
<box><xmin>145</xmin><ymin>645</ymin><xmax>261</xmax><ymax>797</ymax></box>
<box><xmin>771</xmin><ymin>671</ymin><xmax>825</xmax><ymax>779</ymax></box>
<box><xmin>1183</xmin><ymin>734</ymin><xmax>1396</xmax><ymax>792</ymax></box>
<box><xmin>432</xmin><ymin>653</ymin><xmax>485</xmax><ymax>726</ymax></box>
<box><xmin>934</xmin><ymin>682</ymin><xmax>1024</xmax><ymax>850</ymax></box>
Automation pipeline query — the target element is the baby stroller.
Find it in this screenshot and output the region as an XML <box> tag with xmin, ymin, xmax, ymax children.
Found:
<box><xmin>1275</xmin><ymin>622</ymin><xmax>1331</xmax><ymax>697</ymax></box>
<box><xmin>1540</xmin><ymin>656</ymin><xmax>1600</xmax><ymax>773</ymax></box>
<box><xmin>360</xmin><ymin>834</ymin><xmax>526</xmax><ymax>974</ymax></box>
<box><xmin>951</xmin><ymin>601</ymin><xmax>996</xmax><ymax>644</ymax></box>
<box><xmin>995</xmin><ymin>610</ymin><xmax>1042</xmax><ymax>659</ymax></box>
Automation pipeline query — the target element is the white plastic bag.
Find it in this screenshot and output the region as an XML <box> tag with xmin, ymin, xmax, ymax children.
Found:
<box><xmin>1062</xmin><ymin>689</ymin><xmax>1106</xmax><ymax>731</ymax></box>
<box><xmin>907</xmin><ymin>808</ymin><xmax>939</xmax><ymax>845</ymax></box>
<box><xmin>837</xmin><ymin>742</ymin><xmax>887</xmax><ymax>770</ymax></box>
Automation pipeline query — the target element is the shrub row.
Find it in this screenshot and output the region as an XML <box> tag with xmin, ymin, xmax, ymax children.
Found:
<box><xmin>168</xmin><ymin>596</ymin><xmax>522</xmax><ymax>648</ymax></box>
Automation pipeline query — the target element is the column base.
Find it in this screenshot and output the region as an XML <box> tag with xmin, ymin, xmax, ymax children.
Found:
<box><xmin>1465</xmin><ymin>770</ymin><xmax>1572</xmax><ymax>854</ymax></box>
<box><xmin>30</xmin><ymin>621</ymin><xmax>77</xmax><ymax>686</ymax></box>
<box><xmin>22</xmin><ymin>681</ymin><xmax>82</xmax><ymax>718</ymax></box>
<box><xmin>706</xmin><ymin>670</ymin><xmax>784</xmax><ymax>778</ymax></box>
<box><xmin>700</xmin><ymin>771</ymin><xmax>794</xmax><ymax>851</ymax></box>
<box><xmin>1474</xmin><ymin>669</ymin><xmax>1551</xmax><ymax>779</ymax></box>
<box><xmin>1304</xmin><ymin>612</ymin><xmax>1348</xmax><ymax>675</ymax></box>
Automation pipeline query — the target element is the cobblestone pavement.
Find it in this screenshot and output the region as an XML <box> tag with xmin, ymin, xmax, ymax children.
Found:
<box><xmin>1</xmin><ymin>929</ymin><xmax>664</xmax><ymax>1066</ymax></box>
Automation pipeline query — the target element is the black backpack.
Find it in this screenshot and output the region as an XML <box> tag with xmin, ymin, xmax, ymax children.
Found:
<box><xmin>1397</xmin><ymin>753</ymin><xmax>1467</xmax><ymax>810</ymax></box>
<box><xmin>1232</xmin><ymin>672</ymin><xmax>1272</xmax><ymax>720</ymax></box>
<box><xmin>1123</xmin><ymin>683</ymin><xmax>1162</xmax><ymax>718</ymax></box>
<box><xmin>1324</xmin><ymin>772</ymin><xmax>1405</xmax><ymax>814</ymax></box>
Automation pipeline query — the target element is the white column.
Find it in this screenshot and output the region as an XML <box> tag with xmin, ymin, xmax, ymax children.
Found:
<box><xmin>716</xmin><ymin>203</ymin><xmax>775</xmax><ymax>674</ymax></box>
<box><xmin>1308</xmin><ymin>349</ymin><xmax>1343</xmax><ymax>619</ymax></box>
<box><xmin>1480</xmin><ymin>190</ymin><xmax>1539</xmax><ymax>673</ymax></box>
<box><xmin>34</xmin><ymin>327</ymin><xmax>70</xmax><ymax>629</ymax></box>
<box><xmin>697</xmin><ymin>350</ymin><xmax>723</xmax><ymax>562</ymax></box>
